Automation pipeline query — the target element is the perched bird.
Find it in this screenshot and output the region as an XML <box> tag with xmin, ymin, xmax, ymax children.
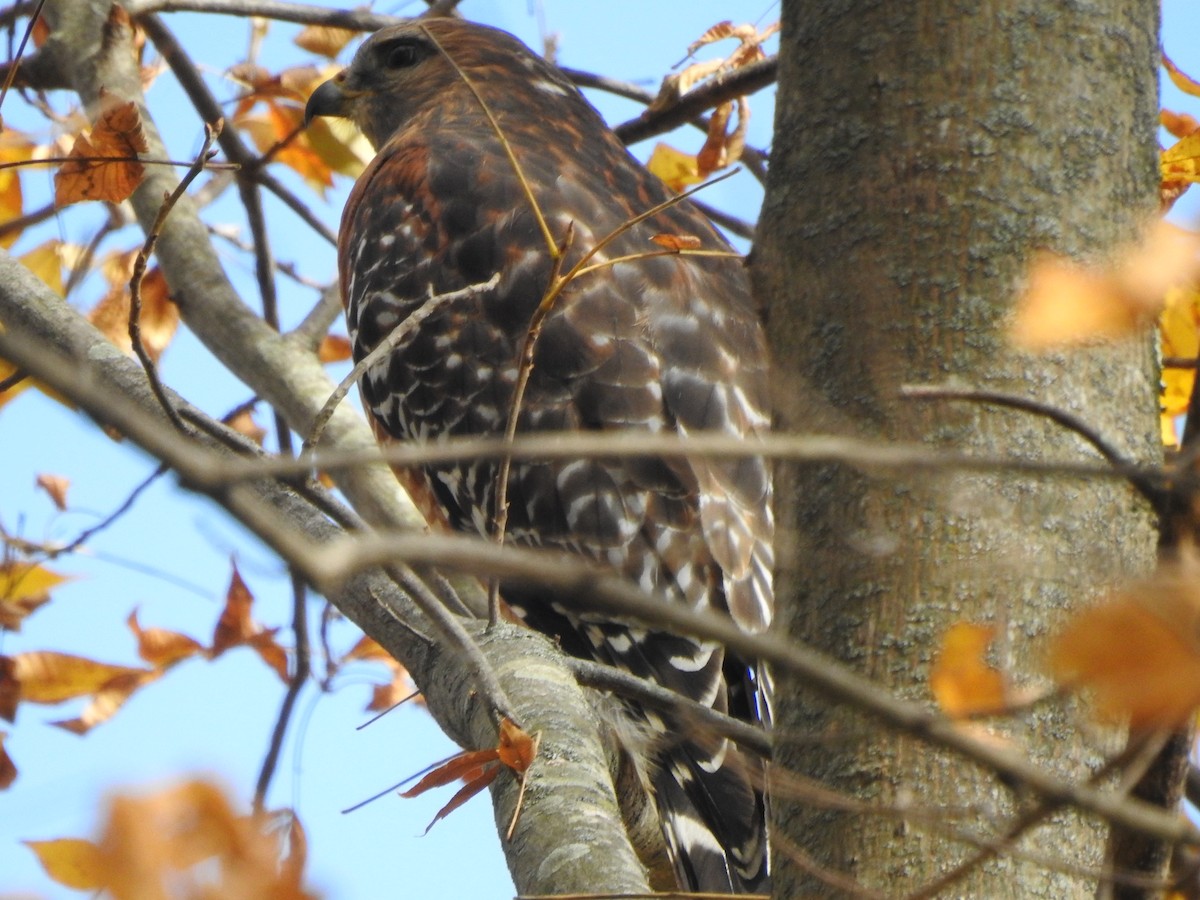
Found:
<box><xmin>306</xmin><ymin>18</ymin><xmax>773</xmax><ymax>893</ymax></box>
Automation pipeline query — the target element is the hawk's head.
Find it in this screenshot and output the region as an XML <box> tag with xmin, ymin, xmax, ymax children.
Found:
<box><xmin>304</xmin><ymin>19</ymin><xmax>581</xmax><ymax>151</ymax></box>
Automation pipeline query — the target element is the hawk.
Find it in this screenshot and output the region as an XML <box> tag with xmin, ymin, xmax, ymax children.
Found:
<box><xmin>306</xmin><ymin>18</ymin><xmax>773</xmax><ymax>894</ymax></box>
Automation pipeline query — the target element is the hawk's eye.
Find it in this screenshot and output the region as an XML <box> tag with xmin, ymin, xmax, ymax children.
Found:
<box><xmin>383</xmin><ymin>41</ymin><xmax>420</xmax><ymax>70</ymax></box>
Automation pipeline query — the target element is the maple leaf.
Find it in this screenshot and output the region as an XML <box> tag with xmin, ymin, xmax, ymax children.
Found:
<box><xmin>54</xmin><ymin>99</ymin><xmax>149</xmax><ymax>207</ymax></box>
<box><xmin>210</xmin><ymin>564</ymin><xmax>290</xmax><ymax>681</ymax></box>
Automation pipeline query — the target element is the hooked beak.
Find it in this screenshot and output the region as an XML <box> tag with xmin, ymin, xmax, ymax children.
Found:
<box><xmin>304</xmin><ymin>77</ymin><xmax>349</xmax><ymax>127</ymax></box>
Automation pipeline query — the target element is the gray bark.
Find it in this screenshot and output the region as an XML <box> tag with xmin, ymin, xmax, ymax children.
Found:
<box><xmin>754</xmin><ymin>0</ymin><xmax>1162</xmax><ymax>896</ymax></box>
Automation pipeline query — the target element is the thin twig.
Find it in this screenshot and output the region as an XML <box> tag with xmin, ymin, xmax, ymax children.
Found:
<box><xmin>254</xmin><ymin>570</ymin><xmax>310</xmax><ymax>812</ymax></box>
<box><xmin>0</xmin><ymin>0</ymin><xmax>47</xmax><ymax>122</ymax></box>
<box><xmin>138</xmin><ymin>13</ymin><xmax>337</xmax><ymax>246</ymax></box>
<box><xmin>900</xmin><ymin>383</ymin><xmax>1165</xmax><ymax>512</ymax></box>
<box><xmin>58</xmin><ymin>465</ymin><xmax>168</xmax><ymax>555</ymax></box>
<box><xmin>128</xmin><ymin>120</ymin><xmax>222</xmax><ymax>432</ymax></box>
<box><xmin>0</xmin><ymin>154</ymin><xmax>237</xmax><ymax>172</ymax></box>
<box><xmin>305</xmin><ymin>275</ymin><xmax>499</xmax><ymax>451</ymax></box>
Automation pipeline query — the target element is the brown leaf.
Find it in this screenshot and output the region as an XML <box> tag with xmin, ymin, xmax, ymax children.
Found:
<box><xmin>126</xmin><ymin>609</ymin><xmax>203</xmax><ymax>668</ymax></box>
<box><xmin>400</xmin><ymin>748</ymin><xmax>499</xmax><ymax>798</ymax></box>
<box><xmin>0</xmin><ymin>732</ymin><xmax>15</xmax><ymax>789</ymax></box>
<box><xmin>35</xmin><ymin>473</ymin><xmax>70</xmax><ymax>511</ymax></box>
<box><xmin>930</xmin><ymin>622</ymin><xmax>1009</xmax><ymax>718</ymax></box>
<box><xmin>0</xmin><ymin>657</ymin><xmax>17</xmax><ymax>721</ymax></box>
<box><xmin>211</xmin><ymin>562</ymin><xmax>257</xmax><ymax>656</ymax></box>
<box><xmin>418</xmin><ymin>768</ymin><xmax>500</xmax><ymax>835</ymax></box>
<box><xmin>1050</xmin><ymin>564</ymin><xmax>1200</xmax><ymax>729</ymax></box>
<box><xmin>249</xmin><ymin>630</ymin><xmax>290</xmax><ymax>682</ymax></box>
<box><xmin>54</xmin><ymin>100</ymin><xmax>149</xmax><ymax>207</ymax></box>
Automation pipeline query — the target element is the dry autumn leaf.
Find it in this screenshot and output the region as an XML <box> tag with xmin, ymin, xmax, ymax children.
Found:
<box><xmin>651</xmin><ymin>233</ymin><xmax>704</xmax><ymax>251</ymax></box>
<box><xmin>647</xmin><ymin>142</ymin><xmax>703</xmax><ymax>192</ymax></box>
<box><xmin>1164</xmin><ymin>52</ymin><xmax>1200</xmax><ymax>99</ymax></box>
<box><xmin>1050</xmin><ymin>567</ymin><xmax>1200</xmax><ymax>730</ymax></box>
<box><xmin>0</xmin><ymin>130</ymin><xmax>36</xmax><ymax>248</ymax></box>
<box><xmin>127</xmin><ymin>609</ymin><xmax>203</xmax><ymax>668</ymax></box>
<box><xmin>343</xmin><ymin>635</ymin><xmax>421</xmax><ymax>711</ymax></box>
<box><xmin>226</xmin><ymin>407</ymin><xmax>267</xmax><ymax>445</ymax></box>
<box><xmin>35</xmin><ymin>473</ymin><xmax>70</xmax><ymax>511</ymax></box>
<box><xmin>210</xmin><ymin>564</ymin><xmax>290</xmax><ymax>681</ymax></box>
<box><xmin>25</xmin><ymin>838</ymin><xmax>106</xmax><ymax>890</ymax></box>
<box><xmin>294</xmin><ymin>21</ymin><xmax>357</xmax><ymax>58</ymax></box>
<box><xmin>54</xmin><ymin>99</ymin><xmax>149</xmax><ymax>207</ymax></box>
<box><xmin>0</xmin><ymin>561</ymin><xmax>69</xmax><ymax>630</ymax></box>
<box><xmin>930</xmin><ymin>622</ymin><xmax>1009</xmax><ymax>718</ymax></box>
<box><xmin>318</xmin><ymin>333</ymin><xmax>353</xmax><ymax>363</ymax></box>
<box><xmin>401</xmin><ymin>718</ymin><xmax>536</xmax><ymax>833</ymax></box>
<box><xmin>1162</xmin><ymin>109</ymin><xmax>1200</xmax><ymax>140</ymax></box>
<box><xmin>33</xmin><ymin>780</ymin><xmax>317</xmax><ymax>898</ymax></box>
<box><xmin>88</xmin><ymin>252</ymin><xmax>180</xmax><ymax>363</ymax></box>
<box><xmin>52</xmin><ymin>668</ymin><xmax>162</xmax><ymax>735</ymax></box>
<box><xmin>1011</xmin><ymin>222</ymin><xmax>1200</xmax><ymax>349</ymax></box>
<box><xmin>1159</xmin><ymin>285</ymin><xmax>1199</xmax><ymax>446</ymax></box>
<box><xmin>10</xmin><ymin>650</ymin><xmax>148</xmax><ymax>705</ymax></box>
<box><xmin>0</xmin><ymin>732</ymin><xmax>16</xmax><ymax>789</ymax></box>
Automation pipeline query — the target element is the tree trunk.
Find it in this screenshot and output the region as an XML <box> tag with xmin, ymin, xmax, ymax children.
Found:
<box><xmin>753</xmin><ymin>1</ymin><xmax>1162</xmax><ymax>895</ymax></box>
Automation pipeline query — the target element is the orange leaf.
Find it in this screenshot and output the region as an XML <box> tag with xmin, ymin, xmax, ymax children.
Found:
<box><xmin>1050</xmin><ymin>567</ymin><xmax>1200</xmax><ymax>730</ymax></box>
<box><xmin>418</xmin><ymin>768</ymin><xmax>500</xmax><ymax>835</ymax></box>
<box><xmin>1161</xmin><ymin>109</ymin><xmax>1200</xmax><ymax>140</ymax></box>
<box><xmin>400</xmin><ymin>749</ymin><xmax>499</xmax><ymax>797</ymax></box>
<box><xmin>11</xmin><ymin>651</ymin><xmax>148</xmax><ymax>704</ymax></box>
<box><xmin>496</xmin><ymin>717</ymin><xmax>536</xmax><ymax>773</ymax></box>
<box><xmin>1011</xmin><ymin>223</ymin><xmax>1200</xmax><ymax>349</ymax></box>
<box><xmin>226</xmin><ymin>407</ymin><xmax>267</xmax><ymax>445</ymax></box>
<box><xmin>54</xmin><ymin>100</ymin><xmax>149</xmax><ymax>207</ymax></box>
<box><xmin>211</xmin><ymin>562</ymin><xmax>257</xmax><ymax>656</ymax></box>
<box><xmin>1163</xmin><ymin>52</ymin><xmax>1200</xmax><ymax>99</ymax></box>
<box><xmin>344</xmin><ymin>635</ymin><xmax>391</xmax><ymax>662</ymax></box>
<box><xmin>318</xmin><ymin>334</ymin><xmax>352</xmax><ymax>363</ymax></box>
<box><xmin>930</xmin><ymin>622</ymin><xmax>1009</xmax><ymax>717</ymax></box>
<box><xmin>0</xmin><ymin>131</ymin><xmax>34</xmax><ymax>249</ymax></box>
<box><xmin>88</xmin><ymin>263</ymin><xmax>180</xmax><ymax>363</ymax></box>
<box><xmin>25</xmin><ymin>838</ymin><xmax>106</xmax><ymax>890</ymax></box>
<box><xmin>126</xmin><ymin>609</ymin><xmax>203</xmax><ymax>668</ymax></box>
<box><xmin>35</xmin><ymin>473</ymin><xmax>70</xmax><ymax>511</ymax></box>
<box><xmin>0</xmin><ymin>732</ymin><xmax>15</xmax><ymax>788</ymax></box>
<box><xmin>249</xmin><ymin>630</ymin><xmax>290</xmax><ymax>682</ymax></box>
<box><xmin>651</xmin><ymin>233</ymin><xmax>703</xmax><ymax>251</ymax></box>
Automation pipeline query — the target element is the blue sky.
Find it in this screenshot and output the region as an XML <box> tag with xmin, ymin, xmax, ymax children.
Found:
<box><xmin>1</xmin><ymin>2</ymin><xmax>1196</xmax><ymax>898</ymax></box>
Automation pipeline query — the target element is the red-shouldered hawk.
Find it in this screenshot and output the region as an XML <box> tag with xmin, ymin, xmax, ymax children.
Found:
<box><xmin>306</xmin><ymin>18</ymin><xmax>773</xmax><ymax>894</ymax></box>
